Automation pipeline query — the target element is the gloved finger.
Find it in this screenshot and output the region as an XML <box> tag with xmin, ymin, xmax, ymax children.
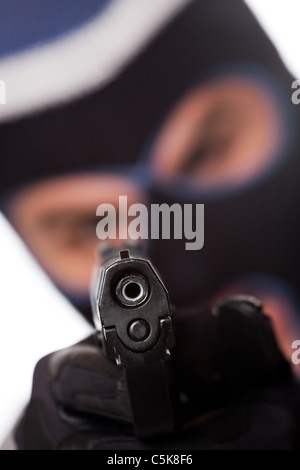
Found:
<box><xmin>171</xmin><ymin>296</ymin><xmax>291</xmax><ymax>422</ymax></box>
<box><xmin>214</xmin><ymin>295</ymin><xmax>291</xmax><ymax>389</ymax></box>
<box><xmin>174</xmin><ymin>295</ymin><xmax>290</xmax><ymax>385</ymax></box>
<box><xmin>57</xmin><ymin>383</ymin><xmax>300</xmax><ymax>450</ymax></box>
<box><xmin>15</xmin><ymin>335</ymin><xmax>133</xmax><ymax>450</ymax></box>
<box><xmin>47</xmin><ymin>335</ymin><xmax>132</xmax><ymax>423</ymax></box>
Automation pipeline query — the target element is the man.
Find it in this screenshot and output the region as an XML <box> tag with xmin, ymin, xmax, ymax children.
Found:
<box><xmin>1</xmin><ymin>0</ymin><xmax>300</xmax><ymax>449</ymax></box>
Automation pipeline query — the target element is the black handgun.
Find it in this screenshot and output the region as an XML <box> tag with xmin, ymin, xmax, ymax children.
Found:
<box><xmin>90</xmin><ymin>242</ymin><xmax>176</xmax><ymax>438</ymax></box>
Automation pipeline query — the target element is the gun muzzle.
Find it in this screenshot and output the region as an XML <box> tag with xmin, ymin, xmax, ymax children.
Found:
<box><xmin>90</xmin><ymin>242</ymin><xmax>176</xmax><ymax>438</ymax></box>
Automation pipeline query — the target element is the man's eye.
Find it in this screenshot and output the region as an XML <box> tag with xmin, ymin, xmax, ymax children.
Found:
<box><xmin>179</xmin><ymin>126</ymin><xmax>236</xmax><ymax>175</ymax></box>
<box><xmin>37</xmin><ymin>213</ymin><xmax>99</xmax><ymax>246</ymax></box>
<box><xmin>149</xmin><ymin>77</ymin><xmax>284</xmax><ymax>194</ymax></box>
<box><xmin>178</xmin><ymin>104</ymin><xmax>244</xmax><ymax>175</ymax></box>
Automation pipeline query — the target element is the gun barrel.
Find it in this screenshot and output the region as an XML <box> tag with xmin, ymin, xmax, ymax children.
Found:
<box><xmin>90</xmin><ymin>242</ymin><xmax>176</xmax><ymax>438</ymax></box>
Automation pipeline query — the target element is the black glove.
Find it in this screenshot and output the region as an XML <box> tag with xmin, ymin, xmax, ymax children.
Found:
<box><xmin>15</xmin><ymin>296</ymin><xmax>300</xmax><ymax>450</ymax></box>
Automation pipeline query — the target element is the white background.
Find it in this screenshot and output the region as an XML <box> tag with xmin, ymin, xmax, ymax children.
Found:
<box><xmin>1</xmin><ymin>0</ymin><xmax>300</xmax><ymax>445</ymax></box>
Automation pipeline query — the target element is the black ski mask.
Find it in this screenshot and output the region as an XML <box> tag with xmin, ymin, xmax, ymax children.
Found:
<box><xmin>1</xmin><ymin>0</ymin><xmax>300</xmax><ymax>350</ymax></box>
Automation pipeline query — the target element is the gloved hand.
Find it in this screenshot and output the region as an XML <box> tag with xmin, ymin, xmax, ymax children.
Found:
<box><xmin>15</xmin><ymin>296</ymin><xmax>299</xmax><ymax>450</ymax></box>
